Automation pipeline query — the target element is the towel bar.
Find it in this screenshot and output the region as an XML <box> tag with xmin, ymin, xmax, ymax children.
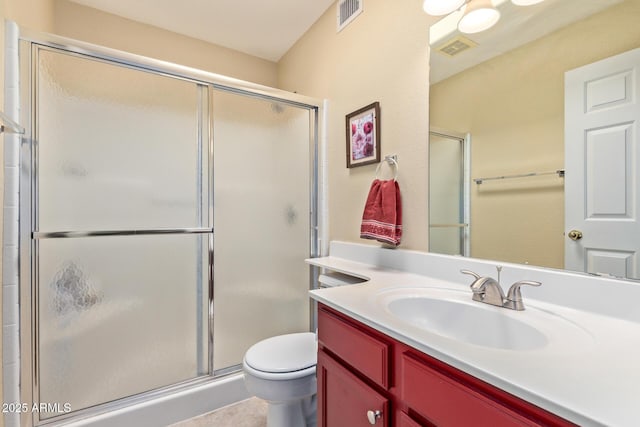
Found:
<box><xmin>473</xmin><ymin>169</ymin><xmax>564</xmax><ymax>185</ymax></box>
<box><xmin>0</xmin><ymin>110</ymin><xmax>24</xmax><ymax>134</ymax></box>
<box><xmin>375</xmin><ymin>154</ymin><xmax>399</xmax><ymax>180</ymax></box>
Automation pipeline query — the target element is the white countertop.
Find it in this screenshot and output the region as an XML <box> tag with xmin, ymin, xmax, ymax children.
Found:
<box><xmin>307</xmin><ymin>246</ymin><xmax>640</xmax><ymax>427</ymax></box>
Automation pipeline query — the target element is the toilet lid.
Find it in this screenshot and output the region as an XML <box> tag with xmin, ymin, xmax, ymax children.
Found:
<box><xmin>244</xmin><ymin>332</ymin><xmax>317</xmax><ymax>373</ymax></box>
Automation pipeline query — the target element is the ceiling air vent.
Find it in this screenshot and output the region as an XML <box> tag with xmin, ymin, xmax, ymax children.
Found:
<box><xmin>337</xmin><ymin>0</ymin><xmax>363</xmax><ymax>33</ymax></box>
<box><xmin>436</xmin><ymin>35</ymin><xmax>478</xmax><ymax>57</ymax></box>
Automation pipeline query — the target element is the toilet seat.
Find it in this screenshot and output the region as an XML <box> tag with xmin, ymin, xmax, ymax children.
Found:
<box><xmin>243</xmin><ymin>360</ymin><xmax>316</xmax><ymax>381</ymax></box>
<box><xmin>244</xmin><ymin>332</ymin><xmax>317</xmax><ymax>380</ymax></box>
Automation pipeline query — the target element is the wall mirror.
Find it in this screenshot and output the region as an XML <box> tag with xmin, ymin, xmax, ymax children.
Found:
<box><xmin>428</xmin><ymin>0</ymin><xmax>640</xmax><ymax>280</ymax></box>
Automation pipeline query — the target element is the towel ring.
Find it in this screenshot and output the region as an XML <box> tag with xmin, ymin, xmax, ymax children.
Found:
<box><xmin>375</xmin><ymin>156</ymin><xmax>399</xmax><ymax>181</ymax></box>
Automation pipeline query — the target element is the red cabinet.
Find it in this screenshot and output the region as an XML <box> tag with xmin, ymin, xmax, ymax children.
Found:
<box><xmin>402</xmin><ymin>353</ymin><xmax>539</xmax><ymax>426</ymax></box>
<box><xmin>317</xmin><ymin>306</ymin><xmax>390</xmax><ymax>389</ymax></box>
<box><xmin>317</xmin><ymin>349</ymin><xmax>389</xmax><ymax>427</ymax></box>
<box><xmin>398</xmin><ymin>411</ymin><xmax>423</xmax><ymax>427</ymax></box>
<box><xmin>317</xmin><ymin>304</ymin><xmax>576</xmax><ymax>427</ymax></box>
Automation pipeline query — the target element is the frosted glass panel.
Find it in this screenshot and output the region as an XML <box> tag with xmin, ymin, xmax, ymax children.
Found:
<box><xmin>37</xmin><ymin>49</ymin><xmax>206</xmax><ymax>231</ymax></box>
<box><xmin>212</xmin><ymin>91</ymin><xmax>311</xmax><ymax>370</ymax></box>
<box><xmin>430</xmin><ymin>134</ymin><xmax>464</xmax><ymax>255</ymax></box>
<box><xmin>38</xmin><ymin>234</ymin><xmax>208</xmax><ymax>418</ymax></box>
<box><xmin>34</xmin><ymin>47</ymin><xmax>211</xmax><ymax>418</ymax></box>
<box><xmin>430</xmin><ymin>228</ymin><xmax>463</xmax><ymax>256</ymax></box>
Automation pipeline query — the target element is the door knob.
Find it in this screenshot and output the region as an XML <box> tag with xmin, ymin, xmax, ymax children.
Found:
<box><xmin>367</xmin><ymin>409</ymin><xmax>382</xmax><ymax>424</ymax></box>
<box><xmin>568</xmin><ymin>230</ymin><xmax>583</xmax><ymax>241</ymax></box>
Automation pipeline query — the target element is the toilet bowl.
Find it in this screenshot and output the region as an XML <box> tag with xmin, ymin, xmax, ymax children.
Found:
<box><xmin>242</xmin><ymin>332</ymin><xmax>317</xmax><ymax>427</ymax></box>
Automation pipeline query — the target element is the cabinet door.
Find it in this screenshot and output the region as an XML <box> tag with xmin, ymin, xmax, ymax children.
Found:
<box><xmin>317</xmin><ymin>349</ymin><xmax>389</xmax><ymax>427</ymax></box>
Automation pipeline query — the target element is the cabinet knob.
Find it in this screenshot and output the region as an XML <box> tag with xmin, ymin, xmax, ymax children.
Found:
<box><xmin>367</xmin><ymin>409</ymin><xmax>382</xmax><ymax>424</ymax></box>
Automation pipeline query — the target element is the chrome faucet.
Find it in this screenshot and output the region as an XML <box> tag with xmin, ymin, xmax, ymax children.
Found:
<box><xmin>460</xmin><ymin>268</ymin><xmax>541</xmax><ymax>311</ymax></box>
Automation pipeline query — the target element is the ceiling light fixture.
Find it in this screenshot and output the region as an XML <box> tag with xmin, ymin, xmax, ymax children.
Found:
<box><xmin>422</xmin><ymin>0</ymin><xmax>466</xmax><ymax>16</ymax></box>
<box><xmin>511</xmin><ymin>0</ymin><xmax>545</xmax><ymax>5</ymax></box>
<box><xmin>423</xmin><ymin>0</ymin><xmax>545</xmax><ymax>35</ymax></box>
<box><xmin>457</xmin><ymin>0</ymin><xmax>501</xmax><ymax>34</ymax></box>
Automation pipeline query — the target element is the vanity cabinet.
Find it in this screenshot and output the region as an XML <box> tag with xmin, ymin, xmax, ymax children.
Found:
<box><xmin>317</xmin><ymin>304</ymin><xmax>576</xmax><ymax>427</ymax></box>
<box><xmin>317</xmin><ymin>349</ymin><xmax>390</xmax><ymax>426</ymax></box>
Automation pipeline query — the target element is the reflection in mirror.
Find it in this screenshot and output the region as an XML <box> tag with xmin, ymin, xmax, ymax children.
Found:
<box><xmin>428</xmin><ymin>130</ymin><xmax>470</xmax><ymax>257</ymax></box>
<box><xmin>428</xmin><ymin>0</ymin><xmax>640</xmax><ymax>279</ymax></box>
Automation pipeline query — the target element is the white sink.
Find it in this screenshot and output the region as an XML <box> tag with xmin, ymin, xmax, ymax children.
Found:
<box><xmin>375</xmin><ymin>287</ymin><xmax>593</xmax><ymax>351</ymax></box>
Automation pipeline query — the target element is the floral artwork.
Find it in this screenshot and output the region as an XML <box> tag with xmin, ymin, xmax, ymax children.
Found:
<box><xmin>346</xmin><ymin>102</ymin><xmax>380</xmax><ymax>168</ymax></box>
<box><xmin>351</xmin><ymin>113</ymin><xmax>374</xmax><ymax>160</ymax></box>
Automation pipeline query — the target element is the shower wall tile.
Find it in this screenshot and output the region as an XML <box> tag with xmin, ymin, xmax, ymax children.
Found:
<box><xmin>4</xmin><ymin>51</ymin><xmax>18</xmax><ymax>90</ymax></box>
<box><xmin>3</xmin><ymin>324</ymin><xmax>19</xmax><ymax>365</ymax></box>
<box><xmin>2</xmin><ymin>327</ymin><xmax>20</xmax><ymax>427</ymax></box>
<box><xmin>4</xmin><ymin>20</ymin><xmax>22</xmax><ymax>427</ymax></box>
<box><xmin>3</xmin><ymin>362</ymin><xmax>19</xmax><ymax>401</ymax></box>
<box><xmin>2</xmin><ymin>284</ymin><xmax>18</xmax><ymax>326</ymax></box>
<box><xmin>3</xmin><ymin>166</ymin><xmax>19</xmax><ymax>206</ymax></box>
<box><xmin>3</xmin><ymin>206</ymin><xmax>18</xmax><ymax>244</ymax></box>
<box><xmin>2</xmin><ymin>121</ymin><xmax>19</xmax><ymax>168</ymax></box>
<box><xmin>2</xmin><ymin>245</ymin><xmax>18</xmax><ymax>285</ymax></box>
<box><xmin>3</xmin><ymin>363</ymin><xmax>20</xmax><ymax>427</ymax></box>
<box><xmin>3</xmin><ymin>362</ymin><xmax>20</xmax><ymax>427</ymax></box>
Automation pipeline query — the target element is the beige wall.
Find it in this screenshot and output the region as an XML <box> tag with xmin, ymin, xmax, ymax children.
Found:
<box><xmin>52</xmin><ymin>0</ymin><xmax>277</xmax><ymax>87</ymax></box>
<box><xmin>5</xmin><ymin>0</ymin><xmax>54</xmax><ymax>33</ymax></box>
<box><xmin>430</xmin><ymin>0</ymin><xmax>640</xmax><ymax>268</ymax></box>
<box><xmin>278</xmin><ymin>0</ymin><xmax>435</xmax><ymax>251</ymax></box>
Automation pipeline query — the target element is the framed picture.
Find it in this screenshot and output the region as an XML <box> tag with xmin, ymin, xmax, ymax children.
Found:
<box><xmin>346</xmin><ymin>102</ymin><xmax>380</xmax><ymax>168</ymax></box>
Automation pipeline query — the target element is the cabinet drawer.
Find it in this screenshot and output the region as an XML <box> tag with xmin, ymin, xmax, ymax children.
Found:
<box><xmin>402</xmin><ymin>353</ymin><xmax>539</xmax><ymax>427</ymax></box>
<box><xmin>318</xmin><ymin>306</ymin><xmax>390</xmax><ymax>389</ymax></box>
<box><xmin>397</xmin><ymin>411</ymin><xmax>424</xmax><ymax>427</ymax></box>
<box><xmin>317</xmin><ymin>349</ymin><xmax>389</xmax><ymax>427</ymax></box>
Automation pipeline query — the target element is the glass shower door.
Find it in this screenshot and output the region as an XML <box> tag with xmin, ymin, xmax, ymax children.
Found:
<box><xmin>429</xmin><ymin>131</ymin><xmax>469</xmax><ymax>256</ymax></box>
<box><xmin>32</xmin><ymin>47</ymin><xmax>211</xmax><ymax>419</ymax></box>
<box><xmin>212</xmin><ymin>90</ymin><xmax>313</xmax><ymax>371</ymax></box>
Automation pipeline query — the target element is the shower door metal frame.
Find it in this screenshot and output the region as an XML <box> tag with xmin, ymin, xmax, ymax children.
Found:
<box><xmin>16</xmin><ymin>29</ymin><xmax>323</xmax><ymax>427</ymax></box>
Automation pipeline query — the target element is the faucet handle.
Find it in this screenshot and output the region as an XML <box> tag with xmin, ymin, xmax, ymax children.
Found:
<box><xmin>461</xmin><ymin>270</ymin><xmax>487</xmax><ymax>303</ymax></box>
<box><xmin>505</xmin><ymin>280</ymin><xmax>541</xmax><ymax>310</ymax></box>
<box><xmin>460</xmin><ymin>269</ymin><xmax>481</xmax><ymax>280</ymax></box>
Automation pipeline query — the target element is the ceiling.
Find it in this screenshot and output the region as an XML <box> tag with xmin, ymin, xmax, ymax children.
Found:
<box><xmin>68</xmin><ymin>0</ymin><xmax>336</xmax><ymax>62</ymax></box>
<box><xmin>429</xmin><ymin>0</ymin><xmax>623</xmax><ymax>83</ymax></box>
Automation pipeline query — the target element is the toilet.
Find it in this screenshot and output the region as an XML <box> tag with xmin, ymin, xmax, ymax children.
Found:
<box><xmin>242</xmin><ymin>332</ymin><xmax>317</xmax><ymax>427</ymax></box>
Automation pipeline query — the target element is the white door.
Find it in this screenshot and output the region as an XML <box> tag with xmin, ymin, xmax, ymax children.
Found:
<box><xmin>565</xmin><ymin>48</ymin><xmax>640</xmax><ymax>279</ymax></box>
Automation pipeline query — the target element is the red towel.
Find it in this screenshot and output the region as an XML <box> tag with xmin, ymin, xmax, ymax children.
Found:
<box><xmin>360</xmin><ymin>179</ymin><xmax>402</xmax><ymax>246</ymax></box>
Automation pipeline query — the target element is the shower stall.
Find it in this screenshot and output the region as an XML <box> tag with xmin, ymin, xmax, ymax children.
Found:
<box><xmin>5</xmin><ymin>26</ymin><xmax>323</xmax><ymax>427</ymax></box>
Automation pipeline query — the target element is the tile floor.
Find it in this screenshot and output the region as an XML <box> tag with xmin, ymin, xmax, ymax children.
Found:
<box><xmin>169</xmin><ymin>397</ymin><xmax>267</xmax><ymax>427</ymax></box>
